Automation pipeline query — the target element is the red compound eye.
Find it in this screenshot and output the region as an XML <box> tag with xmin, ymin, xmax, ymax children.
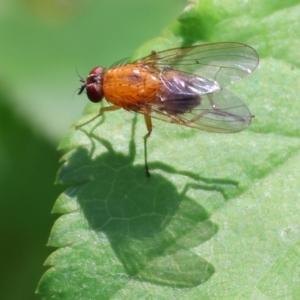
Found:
<box><xmin>78</xmin><ymin>66</ymin><xmax>105</xmax><ymax>103</ymax></box>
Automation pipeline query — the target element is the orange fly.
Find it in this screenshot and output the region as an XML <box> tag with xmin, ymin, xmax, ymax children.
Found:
<box><xmin>78</xmin><ymin>42</ymin><xmax>259</xmax><ymax>176</ymax></box>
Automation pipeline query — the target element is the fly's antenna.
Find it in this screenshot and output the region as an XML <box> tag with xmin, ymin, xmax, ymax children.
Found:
<box><xmin>75</xmin><ymin>65</ymin><xmax>84</xmax><ymax>80</ymax></box>
<box><xmin>69</xmin><ymin>66</ymin><xmax>87</xmax><ymax>101</ymax></box>
<box><xmin>75</xmin><ymin>66</ymin><xmax>87</xmax><ymax>95</ymax></box>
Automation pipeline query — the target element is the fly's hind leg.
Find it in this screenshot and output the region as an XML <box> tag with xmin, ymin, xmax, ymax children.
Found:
<box><xmin>143</xmin><ymin>114</ymin><xmax>152</xmax><ymax>177</ymax></box>
<box><xmin>75</xmin><ymin>105</ymin><xmax>121</xmax><ymax>129</ymax></box>
<box><xmin>207</xmin><ymin>93</ymin><xmax>217</xmax><ymax>109</ymax></box>
<box><xmin>168</xmin><ymin>94</ymin><xmax>218</xmax><ymax>126</ymax></box>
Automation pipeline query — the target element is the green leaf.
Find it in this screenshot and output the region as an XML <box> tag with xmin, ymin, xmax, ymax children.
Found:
<box><xmin>38</xmin><ymin>0</ymin><xmax>300</xmax><ymax>299</ymax></box>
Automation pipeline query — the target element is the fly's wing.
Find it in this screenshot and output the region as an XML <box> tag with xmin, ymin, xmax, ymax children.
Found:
<box><xmin>137</xmin><ymin>42</ymin><xmax>259</xmax><ymax>88</ymax></box>
<box><xmin>135</xmin><ymin>42</ymin><xmax>257</xmax><ymax>133</ymax></box>
<box><xmin>146</xmin><ymin>89</ymin><xmax>252</xmax><ymax>133</ymax></box>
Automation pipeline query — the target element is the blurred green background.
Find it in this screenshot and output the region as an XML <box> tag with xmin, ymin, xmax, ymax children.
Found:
<box><xmin>0</xmin><ymin>1</ymin><xmax>184</xmax><ymax>299</ymax></box>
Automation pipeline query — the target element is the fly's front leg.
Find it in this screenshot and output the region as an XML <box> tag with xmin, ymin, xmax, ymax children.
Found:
<box><xmin>76</xmin><ymin>105</ymin><xmax>121</xmax><ymax>129</ymax></box>
<box><xmin>143</xmin><ymin>114</ymin><xmax>152</xmax><ymax>177</ymax></box>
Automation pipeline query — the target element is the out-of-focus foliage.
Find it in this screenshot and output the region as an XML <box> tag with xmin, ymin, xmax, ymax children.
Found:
<box><xmin>0</xmin><ymin>1</ymin><xmax>183</xmax><ymax>299</ymax></box>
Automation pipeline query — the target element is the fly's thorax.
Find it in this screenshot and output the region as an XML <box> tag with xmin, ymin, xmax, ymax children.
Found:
<box><xmin>102</xmin><ymin>64</ymin><xmax>162</xmax><ymax>109</ymax></box>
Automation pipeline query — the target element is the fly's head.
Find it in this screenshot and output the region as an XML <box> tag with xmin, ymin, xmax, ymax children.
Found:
<box><xmin>78</xmin><ymin>66</ymin><xmax>105</xmax><ymax>103</ymax></box>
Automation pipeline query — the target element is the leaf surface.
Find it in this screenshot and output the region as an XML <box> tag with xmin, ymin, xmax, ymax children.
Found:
<box><xmin>38</xmin><ymin>1</ymin><xmax>300</xmax><ymax>299</ymax></box>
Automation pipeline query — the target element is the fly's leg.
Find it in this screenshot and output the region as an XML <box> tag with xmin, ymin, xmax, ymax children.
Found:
<box><xmin>206</xmin><ymin>93</ymin><xmax>253</xmax><ymax>121</ymax></box>
<box><xmin>143</xmin><ymin>114</ymin><xmax>152</xmax><ymax>177</ymax></box>
<box><xmin>167</xmin><ymin>94</ymin><xmax>212</xmax><ymax>126</ymax></box>
<box><xmin>168</xmin><ymin>93</ymin><xmax>235</xmax><ymax>125</ymax></box>
<box><xmin>207</xmin><ymin>93</ymin><xmax>217</xmax><ymax>109</ymax></box>
<box><xmin>186</xmin><ymin>93</ymin><xmax>253</xmax><ymax>124</ymax></box>
<box><xmin>75</xmin><ymin>105</ymin><xmax>121</xmax><ymax>129</ymax></box>
<box><xmin>184</xmin><ymin>109</ymin><xmax>211</xmax><ymax>125</ymax></box>
<box><xmin>186</xmin><ymin>94</ymin><xmax>216</xmax><ymax>124</ymax></box>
